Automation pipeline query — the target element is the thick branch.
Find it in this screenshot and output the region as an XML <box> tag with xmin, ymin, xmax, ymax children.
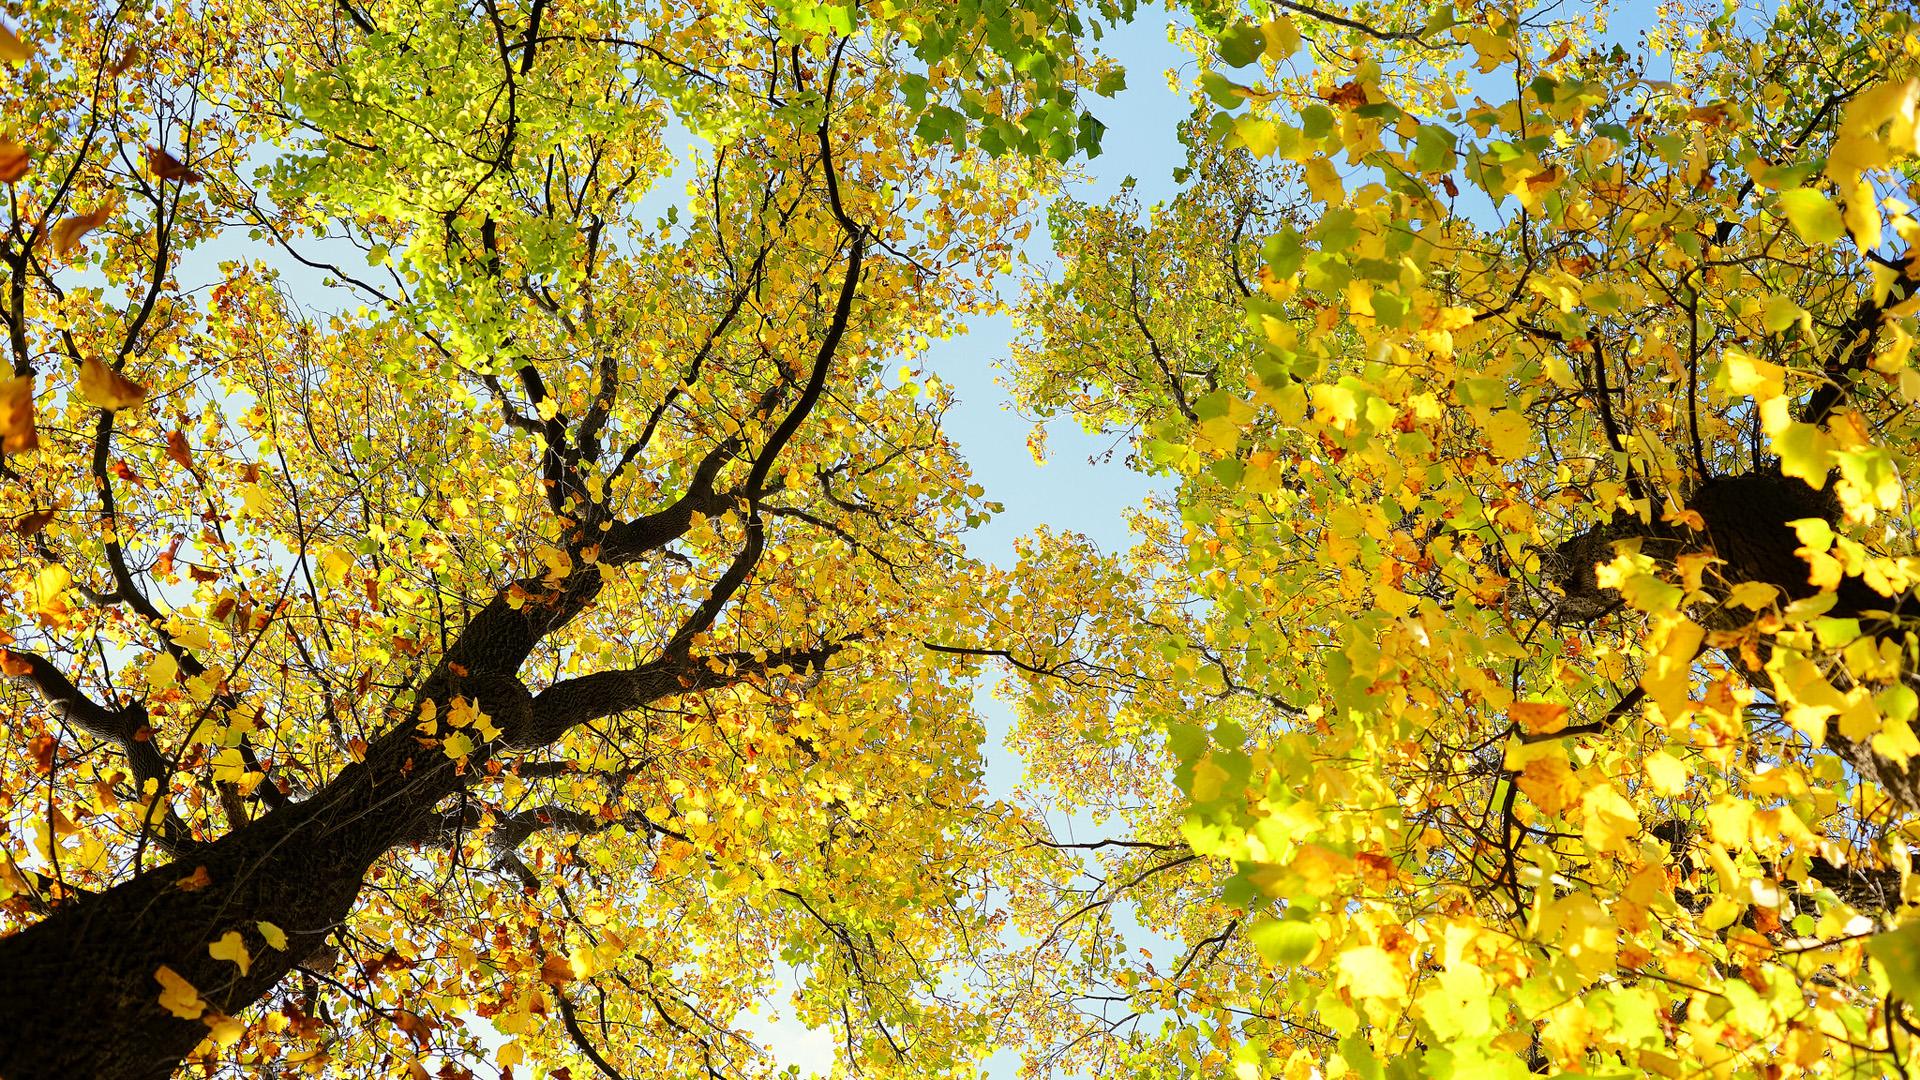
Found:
<box><xmin>520</xmin><ymin>637</ymin><xmax>852</xmax><ymax>746</ymax></box>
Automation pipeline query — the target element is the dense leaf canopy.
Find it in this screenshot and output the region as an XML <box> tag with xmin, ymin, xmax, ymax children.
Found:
<box><xmin>6</xmin><ymin>0</ymin><xmax>1920</xmax><ymax>1078</ymax></box>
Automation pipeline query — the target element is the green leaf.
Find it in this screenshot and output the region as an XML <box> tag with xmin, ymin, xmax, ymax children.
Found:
<box><xmin>1218</xmin><ymin>21</ymin><xmax>1264</xmax><ymax>67</ymax></box>
<box><xmin>1777</xmin><ymin>187</ymin><xmax>1845</xmax><ymax>245</ymax></box>
<box><xmin>1248</xmin><ymin>917</ymin><xmax>1318</xmax><ymax>965</ymax></box>
<box><xmin>1870</xmin><ymin>922</ymin><xmax>1920</xmax><ymax>1002</ymax></box>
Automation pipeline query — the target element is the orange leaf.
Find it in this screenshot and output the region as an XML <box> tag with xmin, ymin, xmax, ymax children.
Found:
<box><xmin>0</xmin><ymin>373</ymin><xmax>36</xmax><ymax>453</ymax></box>
<box><xmin>146</xmin><ymin>146</ymin><xmax>201</xmax><ymax>184</ymax></box>
<box><xmin>166</xmin><ymin>429</ymin><xmax>193</xmax><ymax>469</ymax></box>
<box><xmin>78</xmin><ymin>356</ymin><xmax>146</xmax><ymax>410</ymax></box>
<box><xmin>27</xmin><ymin>733</ymin><xmax>55</xmax><ymax>774</ymax></box>
<box><xmin>0</xmin><ymin>651</ymin><xmax>32</xmax><ymax>676</ymax></box>
<box><xmin>0</xmin><ymin>141</ymin><xmax>28</xmax><ymax>184</ymax></box>
<box><xmin>175</xmin><ymin>865</ymin><xmax>213</xmax><ymax>891</ymax></box>
<box><xmin>50</xmin><ymin>196</ymin><xmax>117</xmax><ymax>259</ymax></box>
<box><xmin>538</xmin><ymin>954</ymin><xmax>575</xmax><ymax>986</ymax></box>
<box><xmin>1325</xmin><ymin>80</ymin><xmax>1366</xmax><ymax>109</ymax></box>
<box><xmin>1511</xmin><ymin>701</ymin><xmax>1569</xmax><ymax>735</ymax></box>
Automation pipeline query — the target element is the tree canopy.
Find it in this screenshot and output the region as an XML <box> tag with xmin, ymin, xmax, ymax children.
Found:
<box><xmin>7</xmin><ymin>0</ymin><xmax>1920</xmax><ymax>1078</ymax></box>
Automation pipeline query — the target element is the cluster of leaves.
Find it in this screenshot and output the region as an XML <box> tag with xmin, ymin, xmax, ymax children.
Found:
<box><xmin>19</xmin><ymin>0</ymin><xmax>1920</xmax><ymax>1076</ymax></box>
<box><xmin>0</xmin><ymin>0</ymin><xmax>1138</xmax><ymax>1075</ymax></box>
<box><xmin>993</xmin><ymin>0</ymin><xmax>1920</xmax><ymax>1077</ymax></box>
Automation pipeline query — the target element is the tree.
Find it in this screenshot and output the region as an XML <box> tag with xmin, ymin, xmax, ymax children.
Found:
<box><xmin>990</xmin><ymin>0</ymin><xmax>1920</xmax><ymax>1076</ymax></box>
<box><xmin>0</xmin><ymin>0</ymin><xmax>1137</xmax><ymax>1075</ymax></box>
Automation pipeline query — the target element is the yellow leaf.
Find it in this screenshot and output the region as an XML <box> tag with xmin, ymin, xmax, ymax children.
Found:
<box><xmin>0</xmin><ymin>25</ymin><xmax>32</xmax><ymax>63</ymax></box>
<box><xmin>1720</xmin><ymin>349</ymin><xmax>1785</xmax><ymax>400</ymax></box>
<box><xmin>1843</xmin><ymin>178</ymin><xmax>1883</xmax><ymax>251</ymax></box>
<box><xmin>77</xmin><ymin>356</ymin><xmax>146</xmax><ymax>410</ymax></box>
<box><xmin>1510</xmin><ymin>700</ymin><xmax>1568</xmax><ymax>734</ymax></box>
<box><xmin>148</xmin><ymin>651</ymin><xmax>179</xmax><ymax>687</ymax></box>
<box><xmin>1336</xmin><ymin>945</ymin><xmax>1407</xmax><ymax>1001</ymax></box>
<box><xmin>1760</xmin><ymin>396</ymin><xmax>1833</xmax><ymax>485</ymax></box>
<box><xmin>210</xmin><ymin>930</ymin><xmax>251</xmax><ymax>975</ymax></box>
<box><xmin>1641</xmin><ymin>617</ymin><xmax>1704</xmax><ymax>720</ymax></box>
<box><xmin>1644</xmin><ymin>751</ymin><xmax>1687</xmax><ymax>796</ymax></box>
<box><xmin>534</xmin><ymin>544</ymin><xmax>572</xmax><ymax>581</ymax></box>
<box><xmin>1726</xmin><ymin>581</ymin><xmax>1778</xmax><ymax>609</ymax></box>
<box><xmin>1516</xmin><ymin>753</ymin><xmax>1580</xmax><ymax>815</ymax></box>
<box><xmin>31</xmin><ymin>564</ymin><xmax>72</xmax><ymax>626</ymax></box>
<box><xmin>1466</xmin><ymin>27</ymin><xmax>1512</xmax><ymax>73</ymax></box>
<box><xmin>1762</xmin><ymin>294</ymin><xmax>1810</xmax><ymax>335</ymax></box>
<box><xmin>1303</xmin><ymin>157</ymin><xmax>1344</xmax><ymax>203</ymax></box>
<box><xmin>1233</xmin><ymin>115</ymin><xmax>1278</xmax><ymax>157</ymax></box>
<box><xmin>1869</xmin><ymin>920</ymin><xmax>1920</xmax><ymax>1002</ymax></box>
<box><xmin>1484</xmin><ymin>410</ymin><xmax>1530</xmax><ymax>460</ymax></box>
<box><xmin>155</xmin><ymin>965</ymin><xmax>206</xmax><ymax>1019</ymax></box>
<box><xmin>1875</xmin><ymin>717</ymin><xmax>1920</xmax><ymax>766</ymax></box>
<box><xmin>205</xmin><ymin>1014</ymin><xmax>245</xmax><ymax>1048</ymax></box>
<box><xmin>320</xmin><ymin>545</ymin><xmax>352</xmax><ymax>587</ymax></box>
<box><xmin>441</xmin><ymin>731</ymin><xmax>475</xmax><ymax>760</ymax></box>
<box><xmin>50</xmin><ymin>195</ymin><xmax>117</xmax><ymax>259</ymax></box>
<box><xmin>256</xmin><ymin>921</ymin><xmax>287</xmax><ymax>950</ymax></box>
<box><xmin>570</xmin><ymin>949</ymin><xmax>599</xmax><ymax>980</ymax></box>
<box><xmin>1832</xmin><ymin>79</ymin><xmax>1920</xmax><ymax>183</ymax></box>
<box><xmin>1581</xmin><ymin>783</ymin><xmax>1641</xmax><ymax>854</ymax></box>
<box><xmin>1261</xmin><ymin>15</ymin><xmax>1300</xmax><ymax>58</ymax></box>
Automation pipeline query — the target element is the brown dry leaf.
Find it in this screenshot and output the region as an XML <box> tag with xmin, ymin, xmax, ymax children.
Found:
<box><xmin>0</xmin><ymin>142</ymin><xmax>29</xmax><ymax>184</ymax></box>
<box><xmin>165</xmin><ymin>429</ymin><xmax>193</xmax><ymax>470</ymax></box>
<box><xmin>0</xmin><ymin>373</ymin><xmax>37</xmax><ymax>453</ymax></box>
<box><xmin>146</xmin><ymin>146</ymin><xmax>201</xmax><ymax>184</ymax></box>
<box><xmin>1325</xmin><ymin>80</ymin><xmax>1366</xmax><ymax>109</ymax></box>
<box><xmin>14</xmin><ymin>508</ymin><xmax>55</xmax><ymax>535</ymax></box>
<box><xmin>50</xmin><ymin>196</ymin><xmax>118</xmax><ymax>258</ymax></box>
<box><xmin>107</xmin><ymin>44</ymin><xmax>140</xmax><ymax>77</ymax></box>
<box><xmin>78</xmin><ymin>356</ymin><xmax>146</xmax><ymax>410</ymax></box>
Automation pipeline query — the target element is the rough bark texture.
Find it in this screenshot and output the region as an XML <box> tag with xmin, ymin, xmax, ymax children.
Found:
<box><xmin>0</xmin><ymin>610</ymin><xmax>542</xmax><ymax>1079</ymax></box>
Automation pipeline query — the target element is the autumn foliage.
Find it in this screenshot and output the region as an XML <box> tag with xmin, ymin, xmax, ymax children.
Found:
<box><xmin>5</xmin><ymin>0</ymin><xmax>1920</xmax><ymax>1078</ymax></box>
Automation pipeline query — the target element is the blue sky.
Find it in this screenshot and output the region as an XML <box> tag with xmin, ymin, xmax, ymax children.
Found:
<box><xmin>923</xmin><ymin>2</ymin><xmax>1190</xmax><ymax>568</ymax></box>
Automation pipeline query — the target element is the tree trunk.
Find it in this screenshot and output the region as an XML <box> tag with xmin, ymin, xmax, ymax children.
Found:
<box><xmin>0</xmin><ymin>690</ymin><xmax>474</xmax><ymax>1080</ymax></box>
